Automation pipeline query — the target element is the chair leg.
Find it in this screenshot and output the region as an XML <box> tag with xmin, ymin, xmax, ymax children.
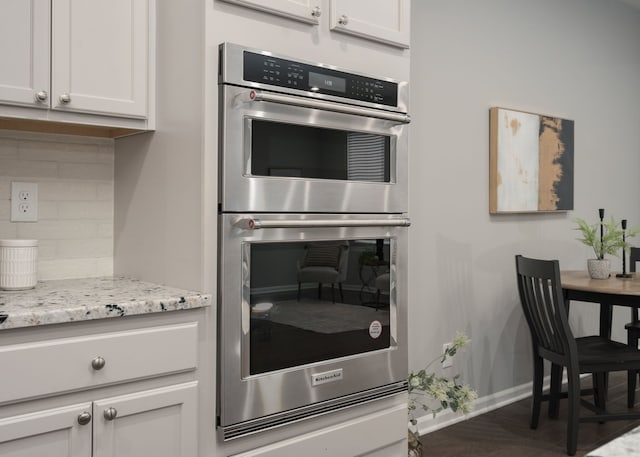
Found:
<box><xmin>530</xmin><ymin>355</ymin><xmax>544</xmax><ymax>429</ymax></box>
<box><xmin>338</xmin><ymin>283</ymin><xmax>344</xmax><ymax>303</ymax></box>
<box><xmin>331</xmin><ymin>283</ymin><xmax>335</xmax><ymax>303</ymax></box>
<box><xmin>297</xmin><ymin>282</ymin><xmax>301</xmax><ymax>301</ymax></box>
<box><xmin>594</xmin><ymin>372</ymin><xmax>607</xmax><ymax>415</ymax></box>
<box><xmin>549</xmin><ymin>364</ymin><xmax>562</xmax><ymax>418</ymax></box>
<box><xmin>566</xmin><ymin>367</ymin><xmax>580</xmax><ymax>456</ymax></box>
<box><xmin>628</xmin><ymin>332</ymin><xmax>639</xmax><ymax>408</ymax></box>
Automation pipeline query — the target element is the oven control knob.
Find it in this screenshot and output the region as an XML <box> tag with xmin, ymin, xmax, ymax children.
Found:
<box><xmin>311</xmin><ymin>6</ymin><xmax>321</xmax><ymax>17</ymax></box>
<box><xmin>338</xmin><ymin>14</ymin><xmax>349</xmax><ymax>25</ymax></box>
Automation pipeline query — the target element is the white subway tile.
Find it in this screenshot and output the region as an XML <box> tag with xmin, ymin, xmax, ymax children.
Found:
<box><xmin>38</xmin><ymin>201</ymin><xmax>59</xmax><ymax>220</ymax></box>
<box><xmin>0</xmin><ymin>138</ymin><xmax>18</xmax><ymax>158</ymax></box>
<box><xmin>97</xmin><ymin>182</ymin><xmax>114</xmax><ymax>201</ymax></box>
<box><xmin>37</xmin><ymin>239</ymin><xmax>58</xmax><ymax>259</ymax></box>
<box><xmin>19</xmin><ymin>139</ymin><xmax>72</xmax><ymax>161</ymax></box>
<box><xmin>38</xmin><ymin>258</ymin><xmax>102</xmax><ymax>280</ymax></box>
<box><xmin>58</xmin><ymin>201</ymin><xmax>113</xmax><ymax>220</ymax></box>
<box><xmin>58</xmin><ymin>162</ymin><xmax>113</xmax><ymax>181</ymax></box>
<box><xmin>17</xmin><ymin>220</ymin><xmax>98</xmax><ymax>240</ymax></box>
<box><xmin>0</xmin><ymin>221</ymin><xmax>18</xmax><ymax>239</ymax></box>
<box><xmin>39</xmin><ymin>181</ymin><xmax>98</xmax><ymax>201</ymax></box>
<box><xmin>95</xmin><ymin>257</ymin><xmax>114</xmax><ymax>276</ymax></box>
<box><xmin>97</xmin><ymin>222</ymin><xmax>113</xmax><ymax>238</ymax></box>
<box><xmin>56</xmin><ymin>238</ymin><xmax>113</xmax><ymax>258</ymax></box>
<box><xmin>0</xmin><ymin>180</ymin><xmax>10</xmax><ymax>198</ymax></box>
<box><xmin>0</xmin><ymin>200</ymin><xmax>10</xmax><ymax>220</ymax></box>
<box><xmin>0</xmin><ymin>159</ymin><xmax>58</xmax><ymax>178</ymax></box>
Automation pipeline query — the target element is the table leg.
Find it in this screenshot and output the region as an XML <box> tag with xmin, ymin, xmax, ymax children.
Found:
<box><xmin>600</xmin><ymin>302</ymin><xmax>613</xmax><ymax>340</ymax></box>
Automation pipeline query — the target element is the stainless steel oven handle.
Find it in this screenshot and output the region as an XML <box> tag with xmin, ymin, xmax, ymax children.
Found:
<box><xmin>233</xmin><ymin>217</ymin><xmax>411</xmax><ymax>230</ymax></box>
<box><xmin>248</xmin><ymin>90</ymin><xmax>411</xmax><ymax>124</ymax></box>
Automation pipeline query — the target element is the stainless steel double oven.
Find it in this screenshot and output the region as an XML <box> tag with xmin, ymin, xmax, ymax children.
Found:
<box><xmin>217</xmin><ymin>43</ymin><xmax>411</xmax><ymax>440</ymax></box>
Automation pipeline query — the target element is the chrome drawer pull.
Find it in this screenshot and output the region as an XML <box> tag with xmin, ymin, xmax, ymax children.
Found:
<box><xmin>77</xmin><ymin>411</ymin><xmax>92</xmax><ymax>425</ymax></box>
<box><xmin>104</xmin><ymin>407</ymin><xmax>118</xmax><ymax>421</ymax></box>
<box><xmin>91</xmin><ymin>356</ymin><xmax>106</xmax><ymax>370</ymax></box>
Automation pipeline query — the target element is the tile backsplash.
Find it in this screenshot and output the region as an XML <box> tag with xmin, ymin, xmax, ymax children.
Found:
<box><xmin>0</xmin><ymin>130</ymin><xmax>114</xmax><ymax>280</ymax></box>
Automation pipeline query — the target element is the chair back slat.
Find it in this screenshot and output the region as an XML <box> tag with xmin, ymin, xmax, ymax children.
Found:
<box><xmin>630</xmin><ymin>247</ymin><xmax>640</xmax><ymax>322</ymax></box>
<box><xmin>516</xmin><ymin>255</ymin><xmax>575</xmax><ymax>359</ymax></box>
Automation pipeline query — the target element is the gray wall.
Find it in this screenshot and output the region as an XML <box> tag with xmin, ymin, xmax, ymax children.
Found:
<box><xmin>410</xmin><ymin>0</ymin><xmax>640</xmax><ymax>431</ymax></box>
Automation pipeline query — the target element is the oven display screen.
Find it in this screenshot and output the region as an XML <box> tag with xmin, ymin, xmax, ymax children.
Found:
<box><xmin>309</xmin><ymin>72</ymin><xmax>346</xmax><ymax>93</ymax></box>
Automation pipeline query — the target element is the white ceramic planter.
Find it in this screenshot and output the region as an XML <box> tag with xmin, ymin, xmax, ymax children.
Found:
<box><xmin>587</xmin><ymin>258</ymin><xmax>610</xmax><ymax>280</ymax></box>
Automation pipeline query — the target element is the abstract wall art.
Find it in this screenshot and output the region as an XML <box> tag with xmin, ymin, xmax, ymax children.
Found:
<box><xmin>489</xmin><ymin>107</ymin><xmax>574</xmax><ymax>214</ymax></box>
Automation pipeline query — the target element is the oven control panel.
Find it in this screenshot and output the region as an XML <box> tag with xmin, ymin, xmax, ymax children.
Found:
<box><xmin>242</xmin><ymin>51</ymin><xmax>398</xmax><ymax>108</ymax></box>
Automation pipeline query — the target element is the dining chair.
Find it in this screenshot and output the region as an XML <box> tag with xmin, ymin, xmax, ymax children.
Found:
<box><xmin>297</xmin><ymin>242</ymin><xmax>350</xmax><ymax>303</ymax></box>
<box><xmin>515</xmin><ymin>255</ymin><xmax>640</xmax><ymax>456</ymax></box>
<box><xmin>625</xmin><ymin>247</ymin><xmax>640</xmax><ymax>407</ymax></box>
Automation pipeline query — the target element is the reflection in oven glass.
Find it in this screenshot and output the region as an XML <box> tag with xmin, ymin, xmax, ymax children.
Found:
<box><xmin>251</xmin><ymin>120</ymin><xmax>391</xmax><ymax>182</ymax></box>
<box><xmin>249</xmin><ymin>239</ymin><xmax>392</xmax><ymax>375</ymax></box>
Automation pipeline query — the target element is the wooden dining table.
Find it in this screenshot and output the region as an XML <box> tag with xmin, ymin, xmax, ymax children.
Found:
<box><xmin>561</xmin><ymin>270</ymin><xmax>640</xmax><ymax>339</ymax></box>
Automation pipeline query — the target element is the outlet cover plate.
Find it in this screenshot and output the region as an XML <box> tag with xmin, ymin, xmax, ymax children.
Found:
<box><xmin>11</xmin><ymin>182</ymin><xmax>38</xmax><ymax>222</ymax></box>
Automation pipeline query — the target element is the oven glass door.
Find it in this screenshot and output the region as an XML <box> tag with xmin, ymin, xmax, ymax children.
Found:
<box><xmin>218</xmin><ymin>214</ymin><xmax>408</xmax><ymax>428</ymax></box>
<box><xmin>220</xmin><ymin>85</ymin><xmax>408</xmax><ymax>213</ymax></box>
<box><xmin>250</xmin><ymin>120</ymin><xmax>391</xmax><ymax>182</ymax></box>
<box><xmin>246</xmin><ymin>238</ymin><xmax>392</xmax><ymax>376</ymax></box>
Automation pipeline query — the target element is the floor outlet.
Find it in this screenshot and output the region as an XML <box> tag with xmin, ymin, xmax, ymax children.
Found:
<box><xmin>11</xmin><ymin>182</ymin><xmax>38</xmax><ymax>222</ymax></box>
<box><xmin>442</xmin><ymin>343</ymin><xmax>453</xmax><ymax>369</ymax></box>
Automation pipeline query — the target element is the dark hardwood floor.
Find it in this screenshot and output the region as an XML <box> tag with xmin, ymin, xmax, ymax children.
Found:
<box><xmin>420</xmin><ymin>372</ymin><xmax>640</xmax><ymax>456</ymax></box>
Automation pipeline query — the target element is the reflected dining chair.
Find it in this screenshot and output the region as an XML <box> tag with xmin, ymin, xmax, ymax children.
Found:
<box><xmin>515</xmin><ymin>255</ymin><xmax>640</xmax><ymax>455</ymax></box>
<box><xmin>297</xmin><ymin>241</ymin><xmax>350</xmax><ymax>303</ymax></box>
<box><xmin>625</xmin><ymin>246</ymin><xmax>640</xmax><ymax>407</ymax></box>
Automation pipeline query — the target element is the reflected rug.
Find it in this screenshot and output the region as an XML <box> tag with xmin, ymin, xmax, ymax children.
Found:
<box><xmin>265</xmin><ymin>299</ymin><xmax>389</xmax><ymax>334</ymax></box>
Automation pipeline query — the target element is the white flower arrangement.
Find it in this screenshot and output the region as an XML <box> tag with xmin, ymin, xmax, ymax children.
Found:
<box><xmin>407</xmin><ymin>333</ymin><xmax>477</xmax><ymax>456</ymax></box>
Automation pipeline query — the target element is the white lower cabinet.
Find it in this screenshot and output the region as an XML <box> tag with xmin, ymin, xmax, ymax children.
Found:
<box><xmin>0</xmin><ymin>402</ymin><xmax>92</xmax><ymax>457</ymax></box>
<box><xmin>0</xmin><ymin>382</ymin><xmax>197</xmax><ymax>457</ymax></box>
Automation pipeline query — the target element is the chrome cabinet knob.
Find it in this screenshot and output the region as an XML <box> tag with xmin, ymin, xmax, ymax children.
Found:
<box><xmin>35</xmin><ymin>90</ymin><xmax>48</xmax><ymax>102</ymax></box>
<box><xmin>77</xmin><ymin>411</ymin><xmax>92</xmax><ymax>425</ymax></box>
<box><xmin>338</xmin><ymin>14</ymin><xmax>348</xmax><ymax>25</ymax></box>
<box><xmin>311</xmin><ymin>6</ymin><xmax>321</xmax><ymax>17</ymax></box>
<box><xmin>91</xmin><ymin>356</ymin><xmax>106</xmax><ymax>370</ymax></box>
<box><xmin>59</xmin><ymin>93</ymin><xmax>71</xmax><ymax>104</ymax></box>
<box><xmin>103</xmin><ymin>407</ymin><xmax>118</xmax><ymax>421</ymax></box>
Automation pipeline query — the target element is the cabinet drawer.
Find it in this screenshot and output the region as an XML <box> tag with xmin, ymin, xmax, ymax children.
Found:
<box><xmin>0</xmin><ymin>323</ymin><xmax>198</xmax><ymax>404</ymax></box>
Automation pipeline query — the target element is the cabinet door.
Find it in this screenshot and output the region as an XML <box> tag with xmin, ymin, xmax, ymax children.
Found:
<box><xmin>93</xmin><ymin>382</ymin><xmax>198</xmax><ymax>457</ymax></box>
<box><xmin>219</xmin><ymin>0</ymin><xmax>321</xmax><ymax>24</ymax></box>
<box><xmin>51</xmin><ymin>0</ymin><xmax>149</xmax><ymax>118</ymax></box>
<box><xmin>0</xmin><ymin>0</ymin><xmax>50</xmax><ymax>108</ymax></box>
<box><xmin>0</xmin><ymin>403</ymin><xmax>92</xmax><ymax>457</ymax></box>
<box><xmin>330</xmin><ymin>0</ymin><xmax>410</xmax><ymax>49</ymax></box>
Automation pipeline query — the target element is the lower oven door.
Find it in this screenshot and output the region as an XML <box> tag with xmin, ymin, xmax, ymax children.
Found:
<box><xmin>217</xmin><ymin>213</ymin><xmax>409</xmax><ymax>439</ymax></box>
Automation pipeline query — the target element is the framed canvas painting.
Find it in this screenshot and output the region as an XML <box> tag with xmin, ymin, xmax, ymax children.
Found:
<box><xmin>489</xmin><ymin>107</ymin><xmax>574</xmax><ymax>214</ymax></box>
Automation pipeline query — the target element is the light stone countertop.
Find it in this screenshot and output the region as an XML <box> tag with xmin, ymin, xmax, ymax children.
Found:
<box><xmin>586</xmin><ymin>425</ymin><xmax>640</xmax><ymax>457</ymax></box>
<box><xmin>0</xmin><ymin>277</ymin><xmax>212</xmax><ymax>330</ymax></box>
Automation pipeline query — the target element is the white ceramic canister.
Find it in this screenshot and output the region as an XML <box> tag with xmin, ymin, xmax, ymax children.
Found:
<box><xmin>0</xmin><ymin>239</ymin><xmax>38</xmax><ymax>290</ymax></box>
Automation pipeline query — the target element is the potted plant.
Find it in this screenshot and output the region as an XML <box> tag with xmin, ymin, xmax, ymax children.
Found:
<box><xmin>407</xmin><ymin>333</ymin><xmax>477</xmax><ymax>456</ymax></box>
<box><xmin>574</xmin><ymin>213</ymin><xmax>639</xmax><ymax>279</ymax></box>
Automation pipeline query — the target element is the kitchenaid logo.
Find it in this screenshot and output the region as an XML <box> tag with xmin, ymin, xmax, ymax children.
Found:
<box><xmin>312</xmin><ymin>369</ymin><xmax>343</xmax><ymax>386</ymax></box>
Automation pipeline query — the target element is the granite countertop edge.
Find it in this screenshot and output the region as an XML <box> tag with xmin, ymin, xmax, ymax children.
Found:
<box><xmin>0</xmin><ymin>276</ymin><xmax>212</xmax><ymax>331</ymax></box>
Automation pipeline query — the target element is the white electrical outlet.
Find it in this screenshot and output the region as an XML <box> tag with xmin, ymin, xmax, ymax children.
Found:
<box><xmin>11</xmin><ymin>182</ymin><xmax>38</xmax><ymax>222</ymax></box>
<box><xmin>442</xmin><ymin>343</ymin><xmax>453</xmax><ymax>369</ymax></box>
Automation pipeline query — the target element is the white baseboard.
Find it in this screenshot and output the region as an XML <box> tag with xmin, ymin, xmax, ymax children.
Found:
<box><xmin>414</xmin><ymin>374</ymin><xmax>567</xmax><ymax>436</ymax></box>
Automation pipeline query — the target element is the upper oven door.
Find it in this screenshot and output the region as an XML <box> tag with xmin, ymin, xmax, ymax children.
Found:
<box><xmin>219</xmin><ymin>85</ymin><xmax>409</xmax><ymax>213</ymax></box>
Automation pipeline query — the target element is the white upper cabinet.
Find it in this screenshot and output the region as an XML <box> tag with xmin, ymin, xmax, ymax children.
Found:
<box><xmin>52</xmin><ymin>0</ymin><xmax>149</xmax><ymax>118</ymax></box>
<box><xmin>0</xmin><ymin>0</ymin><xmax>51</xmax><ymax>108</ymax></box>
<box><xmin>0</xmin><ymin>0</ymin><xmax>154</xmax><ymax>135</ymax></box>
<box><xmin>219</xmin><ymin>0</ymin><xmax>322</xmax><ymax>24</ymax></box>
<box><xmin>330</xmin><ymin>0</ymin><xmax>410</xmax><ymax>49</ymax></box>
